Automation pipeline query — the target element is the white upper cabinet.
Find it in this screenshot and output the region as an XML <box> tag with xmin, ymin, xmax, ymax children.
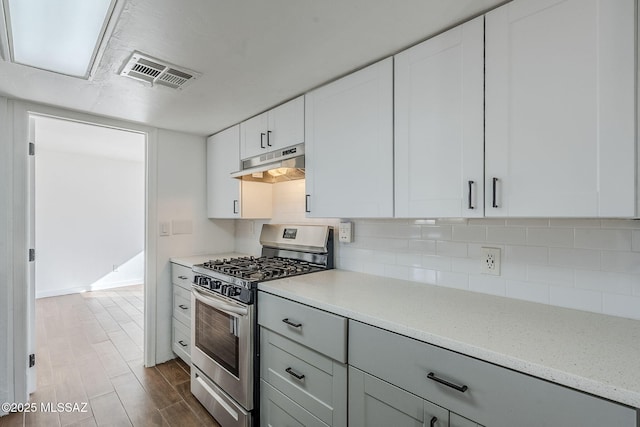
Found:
<box><xmin>207</xmin><ymin>125</ymin><xmax>241</xmax><ymax>218</ymax></box>
<box><xmin>395</xmin><ymin>16</ymin><xmax>484</xmax><ymax>218</ymax></box>
<box><xmin>485</xmin><ymin>0</ymin><xmax>636</xmax><ymax>217</ymax></box>
<box><xmin>207</xmin><ymin>125</ymin><xmax>272</xmax><ymax>219</ymax></box>
<box><xmin>305</xmin><ymin>58</ymin><xmax>394</xmax><ymax>218</ymax></box>
<box><xmin>240</xmin><ymin>96</ymin><xmax>304</xmax><ymax>160</ymax></box>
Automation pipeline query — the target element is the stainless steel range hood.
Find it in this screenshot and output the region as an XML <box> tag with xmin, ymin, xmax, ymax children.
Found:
<box><xmin>231</xmin><ymin>143</ymin><xmax>305</xmax><ymax>183</ymax></box>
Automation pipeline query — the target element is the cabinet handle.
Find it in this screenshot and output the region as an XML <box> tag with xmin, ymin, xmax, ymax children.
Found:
<box><xmin>267</xmin><ymin>130</ymin><xmax>272</xmax><ymax>147</ymax></box>
<box><xmin>430</xmin><ymin>417</ymin><xmax>438</xmax><ymax>427</ymax></box>
<box><xmin>282</xmin><ymin>318</ymin><xmax>302</xmax><ymax>328</ymax></box>
<box><xmin>178</xmin><ymin>304</ymin><xmax>188</xmax><ymax>310</ymax></box>
<box><xmin>178</xmin><ymin>340</ymin><xmax>187</xmax><ymax>347</ymax></box>
<box><xmin>492</xmin><ymin>177</ymin><xmax>499</xmax><ymax>208</ymax></box>
<box><xmin>260</xmin><ymin>133</ymin><xmax>266</xmax><ymax>149</ymax></box>
<box><xmin>285</xmin><ymin>367</ymin><xmax>305</xmax><ymax>380</ymax></box>
<box><xmin>233</xmin><ymin>199</ymin><xmax>239</xmax><ymax>214</ymax></box>
<box><xmin>467</xmin><ymin>180</ymin><xmax>475</xmax><ymax>210</ymax></box>
<box><xmin>427</xmin><ymin>372</ymin><xmax>468</xmax><ymax>393</ymax></box>
<box><xmin>305</xmin><ymin>195</ymin><xmax>311</xmax><ymax>213</ymax></box>
<box><xmin>178</xmin><ymin>275</ymin><xmax>188</xmax><ymax>280</ymax></box>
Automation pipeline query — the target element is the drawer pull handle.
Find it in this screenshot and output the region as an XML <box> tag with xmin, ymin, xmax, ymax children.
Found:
<box><xmin>430</xmin><ymin>417</ymin><xmax>438</xmax><ymax>427</ymax></box>
<box><xmin>285</xmin><ymin>367</ymin><xmax>305</xmax><ymax>380</ymax></box>
<box><xmin>178</xmin><ymin>340</ymin><xmax>188</xmax><ymax>347</ymax></box>
<box><xmin>178</xmin><ymin>275</ymin><xmax>188</xmax><ymax>280</ymax></box>
<box><xmin>282</xmin><ymin>318</ymin><xmax>302</xmax><ymax>328</ymax></box>
<box><xmin>178</xmin><ymin>304</ymin><xmax>188</xmax><ymax>310</ymax></box>
<box><xmin>427</xmin><ymin>372</ymin><xmax>468</xmax><ymax>393</ymax></box>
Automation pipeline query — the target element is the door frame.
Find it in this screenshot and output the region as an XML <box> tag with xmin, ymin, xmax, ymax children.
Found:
<box><xmin>10</xmin><ymin>100</ymin><xmax>159</xmax><ymax>402</ymax></box>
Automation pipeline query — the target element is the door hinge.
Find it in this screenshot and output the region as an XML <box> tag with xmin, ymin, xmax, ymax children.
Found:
<box><xmin>28</xmin><ymin>142</ymin><xmax>35</xmax><ymax>156</ymax></box>
<box><xmin>29</xmin><ymin>249</ymin><xmax>35</xmax><ymax>262</ymax></box>
<box><xmin>29</xmin><ymin>354</ymin><xmax>35</xmax><ymax>368</ymax></box>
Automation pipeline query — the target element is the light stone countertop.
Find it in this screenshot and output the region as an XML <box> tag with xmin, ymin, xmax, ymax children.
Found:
<box><xmin>170</xmin><ymin>252</ymin><xmax>249</xmax><ymax>268</ymax></box>
<box><xmin>258</xmin><ymin>269</ymin><xmax>640</xmax><ymax>409</ymax></box>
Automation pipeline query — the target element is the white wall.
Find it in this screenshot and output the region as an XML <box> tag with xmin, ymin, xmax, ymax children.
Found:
<box><xmin>35</xmin><ymin>147</ymin><xmax>145</xmax><ymax>298</ymax></box>
<box><xmin>155</xmin><ymin>128</ymin><xmax>235</xmax><ymax>363</ymax></box>
<box><xmin>0</xmin><ymin>96</ymin><xmax>11</xmax><ymax>414</ymax></box>
<box><xmin>235</xmin><ymin>180</ymin><xmax>640</xmax><ymax>321</ymax></box>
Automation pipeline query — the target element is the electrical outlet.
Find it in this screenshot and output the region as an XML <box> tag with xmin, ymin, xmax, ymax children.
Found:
<box><xmin>481</xmin><ymin>247</ymin><xmax>501</xmax><ymax>275</ymax></box>
<box><xmin>339</xmin><ymin>221</ymin><xmax>353</xmax><ymax>243</ymax></box>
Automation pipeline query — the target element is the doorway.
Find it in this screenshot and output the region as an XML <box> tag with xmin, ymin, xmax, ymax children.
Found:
<box><xmin>29</xmin><ymin>114</ymin><xmax>146</xmax><ymax>393</ymax></box>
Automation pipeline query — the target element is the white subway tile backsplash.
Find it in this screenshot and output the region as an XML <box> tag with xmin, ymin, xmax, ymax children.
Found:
<box><xmin>452</xmin><ymin>226</ymin><xmax>487</xmax><ymax>242</ymax></box>
<box><xmin>575</xmin><ymin>270</ymin><xmax>634</xmax><ymax>295</ymax></box>
<box><xmin>436</xmin><ymin>271</ymin><xmax>469</xmax><ymax>290</ymax></box>
<box><xmin>409</xmin><ymin>267</ymin><xmax>437</xmax><ymax>284</ymax></box>
<box><xmin>600</xmin><ymin>219</ymin><xmax>640</xmax><ymax>229</ymax></box>
<box><xmin>469</xmin><ymin>275</ymin><xmax>506</xmax><ymax>297</ymax></box>
<box><xmin>506</xmin><ymin>218</ymin><xmax>550</xmax><ymax>227</ymax></box>
<box><xmin>436</xmin><ymin>241</ymin><xmax>468</xmax><ymax>257</ymax></box>
<box><xmin>396</xmin><ymin>252</ymin><xmax>423</xmax><ymax>267</ymax></box>
<box><xmin>574</xmin><ymin>229</ymin><xmax>631</xmax><ymax>251</ymax></box>
<box><xmin>549</xmin><ymin>287</ymin><xmax>602</xmax><ymax>312</ymax></box>
<box><xmin>632</xmin><ymin>230</ymin><xmax>640</xmax><ymax>252</ymax></box>
<box><xmin>527</xmin><ymin>265</ymin><xmax>574</xmax><ymax>287</ymax></box>
<box><xmin>548</xmin><ymin>248</ymin><xmax>601</xmax><ymax>270</ymax></box>
<box><xmin>421</xmin><ymin>225</ymin><xmax>452</xmax><ymax>240</ymax></box>
<box><xmin>384</xmin><ymin>264</ymin><xmax>410</xmax><ymax>281</ymax></box>
<box><xmin>506</xmin><ymin>280</ymin><xmax>550</xmax><ymax>304</ymax></box>
<box><xmin>527</xmin><ymin>228</ymin><xmax>574</xmax><ymax>248</ymax></box>
<box><xmin>233</xmin><ymin>184</ymin><xmax>640</xmax><ymax>320</ymax></box>
<box><xmin>504</xmin><ymin>245</ymin><xmax>548</xmax><ymax>265</ymax></box>
<box><xmin>422</xmin><ymin>255</ymin><xmax>452</xmax><ymax>271</ymax></box>
<box><xmin>452</xmin><ymin>257</ymin><xmax>481</xmax><ymax>275</ymax></box>
<box><xmin>408</xmin><ymin>239</ymin><xmax>437</xmax><ymax>253</ymax></box>
<box><xmin>549</xmin><ymin>219</ymin><xmax>600</xmax><ymax>228</ymax></box>
<box><xmin>602</xmin><ymin>294</ymin><xmax>640</xmax><ymax>320</ymax></box>
<box><xmin>487</xmin><ymin>227</ymin><xmax>527</xmax><ymax>245</ymax></box>
<box><xmin>468</xmin><ymin>218</ymin><xmax>505</xmax><ymax>226</ymax></box>
<box><xmin>601</xmin><ymin>251</ymin><xmax>640</xmax><ymax>274</ymax></box>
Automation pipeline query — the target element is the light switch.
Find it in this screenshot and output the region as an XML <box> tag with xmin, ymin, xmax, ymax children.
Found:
<box><xmin>339</xmin><ymin>222</ymin><xmax>353</xmax><ymax>243</ymax></box>
<box><xmin>159</xmin><ymin>222</ymin><xmax>170</xmax><ymax>236</ymax></box>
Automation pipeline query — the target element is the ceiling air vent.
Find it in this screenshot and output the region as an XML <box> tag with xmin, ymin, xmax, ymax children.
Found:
<box><xmin>120</xmin><ymin>51</ymin><xmax>200</xmax><ymax>89</ymax></box>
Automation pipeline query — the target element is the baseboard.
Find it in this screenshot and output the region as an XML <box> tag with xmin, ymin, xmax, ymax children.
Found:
<box><xmin>36</xmin><ymin>279</ymin><xmax>143</xmax><ymax>299</ymax></box>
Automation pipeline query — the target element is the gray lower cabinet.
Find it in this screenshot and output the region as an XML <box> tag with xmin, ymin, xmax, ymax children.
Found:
<box><xmin>349</xmin><ymin>366</ymin><xmax>452</xmax><ymax>427</ymax></box>
<box><xmin>349</xmin><ymin>320</ymin><xmax>637</xmax><ymax>427</ymax></box>
<box><xmin>258</xmin><ymin>291</ymin><xmax>347</xmax><ymax>427</ymax></box>
<box><xmin>171</xmin><ymin>262</ymin><xmax>193</xmax><ymax>364</ymax></box>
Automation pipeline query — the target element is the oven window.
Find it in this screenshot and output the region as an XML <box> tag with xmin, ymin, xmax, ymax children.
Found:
<box><xmin>195</xmin><ymin>300</ymin><xmax>240</xmax><ymax>377</ymax></box>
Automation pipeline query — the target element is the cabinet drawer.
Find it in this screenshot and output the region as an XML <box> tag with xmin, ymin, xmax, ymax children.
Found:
<box><xmin>173</xmin><ymin>285</ymin><xmax>191</xmax><ymax>325</ymax></box>
<box><xmin>261</xmin><ymin>328</ymin><xmax>347</xmax><ymax>427</ymax></box>
<box><xmin>349</xmin><ymin>321</ymin><xmax>636</xmax><ymax>427</ymax></box>
<box><xmin>258</xmin><ymin>292</ymin><xmax>347</xmax><ymax>362</ymax></box>
<box><xmin>261</xmin><ymin>380</ymin><xmax>329</xmax><ymax>427</ymax></box>
<box><xmin>171</xmin><ymin>263</ymin><xmax>194</xmax><ymax>290</ymax></box>
<box><xmin>172</xmin><ymin>318</ymin><xmax>191</xmax><ymax>364</ymax></box>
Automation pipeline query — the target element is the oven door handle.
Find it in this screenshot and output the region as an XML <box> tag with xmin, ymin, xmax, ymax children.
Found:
<box><xmin>192</xmin><ymin>287</ymin><xmax>249</xmax><ymax>316</ymax></box>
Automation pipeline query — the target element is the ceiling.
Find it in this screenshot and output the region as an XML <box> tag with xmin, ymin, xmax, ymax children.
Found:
<box><xmin>0</xmin><ymin>0</ymin><xmax>505</xmax><ymax>137</ymax></box>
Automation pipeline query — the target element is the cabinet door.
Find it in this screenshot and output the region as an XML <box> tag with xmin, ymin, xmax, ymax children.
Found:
<box><xmin>450</xmin><ymin>413</ymin><xmax>483</xmax><ymax>427</ymax></box>
<box><xmin>349</xmin><ymin>367</ymin><xmax>448</xmax><ymax>427</ymax></box>
<box><xmin>395</xmin><ymin>16</ymin><xmax>483</xmax><ymax>218</ymax></box>
<box><xmin>305</xmin><ymin>58</ymin><xmax>393</xmax><ymax>218</ymax></box>
<box><xmin>485</xmin><ymin>0</ymin><xmax>635</xmax><ymax>217</ymax></box>
<box><xmin>240</xmin><ymin>112</ymin><xmax>268</xmax><ymax>159</ymax></box>
<box><xmin>268</xmin><ymin>96</ymin><xmax>304</xmax><ymax>151</ymax></box>
<box><xmin>261</xmin><ymin>380</ymin><xmax>329</xmax><ymax>427</ymax></box>
<box><xmin>207</xmin><ymin>126</ymin><xmax>241</xmax><ymax>218</ymax></box>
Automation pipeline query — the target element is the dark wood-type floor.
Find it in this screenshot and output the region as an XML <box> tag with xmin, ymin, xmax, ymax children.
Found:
<box><xmin>0</xmin><ymin>285</ymin><xmax>220</xmax><ymax>427</ymax></box>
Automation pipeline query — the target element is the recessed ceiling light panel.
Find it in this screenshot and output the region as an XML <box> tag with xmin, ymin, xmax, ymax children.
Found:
<box><xmin>3</xmin><ymin>0</ymin><xmax>119</xmax><ymax>78</ymax></box>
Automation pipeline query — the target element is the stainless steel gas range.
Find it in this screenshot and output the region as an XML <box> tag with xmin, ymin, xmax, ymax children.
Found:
<box><xmin>190</xmin><ymin>224</ymin><xmax>334</xmax><ymax>427</ymax></box>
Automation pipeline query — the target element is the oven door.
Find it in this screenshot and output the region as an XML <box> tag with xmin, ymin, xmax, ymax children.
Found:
<box><xmin>191</xmin><ymin>286</ymin><xmax>254</xmax><ymax>410</ymax></box>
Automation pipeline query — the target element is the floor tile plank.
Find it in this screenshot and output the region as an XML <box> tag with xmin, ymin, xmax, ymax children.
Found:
<box><xmin>90</xmin><ymin>392</ymin><xmax>131</xmax><ymax>427</ymax></box>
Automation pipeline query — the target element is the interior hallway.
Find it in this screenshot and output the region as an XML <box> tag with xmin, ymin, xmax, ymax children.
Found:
<box><xmin>0</xmin><ymin>285</ymin><xmax>219</xmax><ymax>427</ymax></box>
